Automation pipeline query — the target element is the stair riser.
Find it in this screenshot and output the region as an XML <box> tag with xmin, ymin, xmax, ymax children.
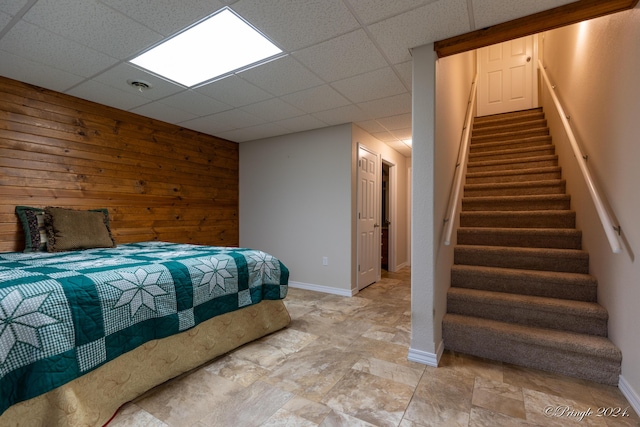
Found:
<box><xmin>462</xmin><ymin>198</ymin><xmax>571</xmax><ymax>211</ymax></box>
<box><xmin>471</xmin><ymin>128</ymin><xmax>549</xmax><ymax>144</ymax></box>
<box><xmin>466</xmin><ymin>170</ymin><xmax>562</xmax><ymax>184</ymax></box>
<box><xmin>469</xmin><ymin>137</ymin><xmax>552</xmax><ymax>153</ymax></box>
<box><xmin>454</xmin><ymin>248</ymin><xmax>589</xmax><ymax>273</ymax></box>
<box><xmin>473</xmin><ymin>109</ymin><xmax>544</xmax><ymax>127</ymax></box>
<box><xmin>464</xmin><ymin>184</ymin><xmax>566</xmax><ymax>197</ymax></box>
<box><xmin>469</xmin><ymin>147</ymin><xmax>555</xmax><ymax>163</ymax></box>
<box><xmin>467</xmin><ymin>158</ymin><xmax>558</xmax><ymax>172</ymax></box>
<box><xmin>450</xmin><ymin>267</ymin><xmax>597</xmax><ymax>302</ymax></box>
<box><xmin>472</xmin><ymin>120</ymin><xmax>548</xmax><ymax>136</ymax></box>
<box><xmin>460</xmin><ymin>212</ymin><xmax>576</xmax><ymax>229</ymax></box>
<box><xmin>456</xmin><ymin>230</ymin><xmax>581</xmax><ymax>249</ymax></box>
<box><xmin>442</xmin><ymin>322</ymin><xmax>620</xmax><ymax>385</ymax></box>
<box><xmin>447</xmin><ymin>295</ymin><xmax>608</xmax><ymax>336</ymax></box>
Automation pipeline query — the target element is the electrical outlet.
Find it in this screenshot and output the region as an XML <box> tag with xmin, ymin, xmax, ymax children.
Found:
<box><xmin>322</xmin><ymin>257</ymin><xmax>328</xmax><ymax>266</ymax></box>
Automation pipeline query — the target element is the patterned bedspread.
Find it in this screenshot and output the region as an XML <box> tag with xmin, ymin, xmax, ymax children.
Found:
<box><xmin>0</xmin><ymin>241</ymin><xmax>288</xmax><ymax>414</ymax></box>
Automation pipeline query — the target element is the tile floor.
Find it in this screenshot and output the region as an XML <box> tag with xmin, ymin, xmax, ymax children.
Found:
<box><xmin>109</xmin><ymin>268</ymin><xmax>639</xmax><ymax>426</ymax></box>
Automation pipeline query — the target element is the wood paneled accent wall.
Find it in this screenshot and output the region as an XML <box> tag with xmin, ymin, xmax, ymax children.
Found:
<box><xmin>0</xmin><ymin>76</ymin><xmax>239</xmax><ymax>253</ymax></box>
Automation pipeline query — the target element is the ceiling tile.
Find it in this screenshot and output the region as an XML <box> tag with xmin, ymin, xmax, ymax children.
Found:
<box><xmin>371</xmin><ymin>130</ymin><xmax>397</xmax><ymax>142</ymax></box>
<box><xmin>281</xmin><ymin>85</ymin><xmax>351</xmax><ymax>114</ymax></box>
<box><xmin>22</xmin><ymin>0</ymin><xmax>162</xmax><ymax>59</ymax></box>
<box><xmin>354</xmin><ymin>120</ymin><xmax>388</xmax><ymax>134</ymax></box>
<box><xmin>231</xmin><ymin>0</ymin><xmax>360</xmax><ymax>51</ymax></box>
<box><xmin>0</xmin><ymin>49</ymin><xmax>84</xmax><ymax>92</ymax></box>
<box><xmin>239</xmin><ymin>56</ymin><xmax>323</xmax><ymax>97</ymax></box>
<box><xmin>275</xmin><ymin>114</ymin><xmax>328</xmax><ymax>133</ymax></box>
<box><xmin>293</xmin><ymin>29</ymin><xmax>388</xmax><ymax>82</ymax></box>
<box><xmin>217</xmin><ymin>123</ymin><xmax>290</xmax><ymax>143</ymax></box>
<box><xmin>194</xmin><ymin>75</ymin><xmax>272</xmax><ymax>108</ymax></box>
<box><xmin>99</xmin><ymin>0</ymin><xmax>226</xmax><ymax>36</ymax></box>
<box><xmin>130</xmin><ymin>101</ymin><xmax>197</xmax><ymax>124</ymax></box>
<box><xmin>471</xmin><ymin>0</ymin><xmax>575</xmax><ymax>29</ymax></box>
<box><xmin>394</xmin><ymin>61</ymin><xmax>413</xmax><ymax>89</ymax></box>
<box><xmin>0</xmin><ymin>12</ymin><xmax>12</xmax><ymax>33</ymax></box>
<box><xmin>0</xmin><ymin>20</ymin><xmax>118</xmax><ymax>78</ymax></box>
<box><xmin>332</xmin><ymin>67</ymin><xmax>407</xmax><ymax>103</ymax></box>
<box><xmin>92</xmin><ymin>63</ymin><xmax>183</xmax><ymax>100</ymax></box>
<box><xmin>159</xmin><ymin>91</ymin><xmax>231</xmax><ymax>116</ymax></box>
<box><xmin>0</xmin><ymin>1</ymin><xmax>29</xmax><ymax>16</ymax></box>
<box><xmin>240</xmin><ymin>98</ymin><xmax>305</xmax><ymax>122</ymax></box>
<box><xmin>66</xmin><ymin>79</ymin><xmax>150</xmax><ymax>111</ymax></box>
<box><xmin>367</xmin><ymin>0</ymin><xmax>470</xmax><ymax>64</ymax></box>
<box><xmin>312</xmin><ymin>104</ymin><xmax>370</xmax><ymax>126</ymax></box>
<box><xmin>198</xmin><ymin>108</ymin><xmax>266</xmax><ymax>130</ymax></box>
<box><xmin>357</xmin><ymin>93</ymin><xmax>412</xmax><ymax>117</ymax></box>
<box><xmin>376</xmin><ymin>113</ymin><xmax>412</xmax><ymax>131</ymax></box>
<box><xmin>390</xmin><ymin>128</ymin><xmax>413</xmax><ymax>140</ymax></box>
<box><xmin>178</xmin><ymin>115</ymin><xmax>236</xmax><ymax>135</ymax></box>
<box><xmin>347</xmin><ymin>0</ymin><xmax>432</xmax><ymax>25</ymax></box>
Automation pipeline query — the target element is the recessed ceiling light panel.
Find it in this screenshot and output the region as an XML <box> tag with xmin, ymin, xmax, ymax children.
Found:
<box><xmin>130</xmin><ymin>8</ymin><xmax>283</xmax><ymax>87</ymax></box>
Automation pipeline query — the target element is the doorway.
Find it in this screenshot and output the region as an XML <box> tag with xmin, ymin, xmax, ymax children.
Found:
<box><xmin>381</xmin><ymin>162</ymin><xmax>391</xmax><ymax>271</ymax></box>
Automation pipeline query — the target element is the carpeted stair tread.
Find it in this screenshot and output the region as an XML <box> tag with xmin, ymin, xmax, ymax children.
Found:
<box><xmin>465</xmin><ymin>166</ymin><xmax>562</xmax><ymax>184</ymax></box>
<box><xmin>442</xmin><ymin>313</ymin><xmax>621</xmax><ymax>385</ymax></box>
<box><xmin>466</xmin><ymin>154</ymin><xmax>558</xmax><ymax>172</ymax></box>
<box><xmin>462</xmin><ymin>194</ymin><xmax>571</xmax><ymax>211</ymax></box>
<box><xmin>454</xmin><ymin>244</ymin><xmax>589</xmax><ymax>273</ymax></box>
<box><xmin>468</xmin><ymin>144</ymin><xmax>555</xmax><ymax>162</ymax></box>
<box><xmin>460</xmin><ymin>210</ymin><xmax>576</xmax><ymax>229</ymax></box>
<box><xmin>464</xmin><ymin>179</ymin><xmax>566</xmax><ymax>197</ymax></box>
<box><xmin>471</xmin><ymin>127</ymin><xmax>549</xmax><ymax>144</ymax></box>
<box><xmin>450</xmin><ymin>264</ymin><xmax>597</xmax><ymax>301</ymax></box>
<box><xmin>447</xmin><ymin>287</ymin><xmax>608</xmax><ymax>336</ymax></box>
<box><xmin>469</xmin><ymin>135</ymin><xmax>552</xmax><ymax>154</ymax></box>
<box><xmin>456</xmin><ymin>226</ymin><xmax>582</xmax><ymax>249</ymax></box>
<box><xmin>471</xmin><ymin>119</ymin><xmax>548</xmax><ymax>137</ymax></box>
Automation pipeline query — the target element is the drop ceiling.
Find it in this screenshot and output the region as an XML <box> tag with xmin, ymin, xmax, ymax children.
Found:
<box><xmin>0</xmin><ymin>0</ymin><xmax>575</xmax><ymax>157</ymax></box>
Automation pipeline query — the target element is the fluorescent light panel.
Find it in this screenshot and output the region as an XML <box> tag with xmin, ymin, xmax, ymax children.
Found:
<box><xmin>130</xmin><ymin>8</ymin><xmax>282</xmax><ymax>87</ymax></box>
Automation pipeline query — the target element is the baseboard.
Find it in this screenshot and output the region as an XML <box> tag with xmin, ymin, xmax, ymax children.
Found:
<box><xmin>288</xmin><ymin>281</ymin><xmax>356</xmax><ymax>297</ymax></box>
<box><xmin>619</xmin><ymin>375</ymin><xmax>640</xmax><ymax>416</ymax></box>
<box><xmin>393</xmin><ymin>261</ymin><xmax>409</xmax><ymax>271</ymax></box>
<box><xmin>407</xmin><ymin>340</ymin><xmax>444</xmax><ymax>367</ymax></box>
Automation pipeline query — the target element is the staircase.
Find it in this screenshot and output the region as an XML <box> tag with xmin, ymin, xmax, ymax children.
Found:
<box><xmin>442</xmin><ymin>108</ymin><xmax>622</xmax><ymax>385</ymax></box>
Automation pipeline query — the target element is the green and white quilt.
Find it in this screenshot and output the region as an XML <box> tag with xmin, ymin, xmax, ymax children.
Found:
<box><xmin>0</xmin><ymin>241</ymin><xmax>288</xmax><ymax>414</ymax></box>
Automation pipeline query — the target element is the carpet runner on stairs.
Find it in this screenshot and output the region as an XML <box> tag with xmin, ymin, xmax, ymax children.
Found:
<box><xmin>442</xmin><ymin>107</ymin><xmax>622</xmax><ymax>385</ymax></box>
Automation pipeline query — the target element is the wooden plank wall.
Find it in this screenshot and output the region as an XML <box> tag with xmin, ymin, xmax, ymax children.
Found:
<box><xmin>0</xmin><ymin>76</ymin><xmax>239</xmax><ymax>252</ymax></box>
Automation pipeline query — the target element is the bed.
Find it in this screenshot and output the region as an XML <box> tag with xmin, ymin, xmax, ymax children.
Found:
<box><xmin>0</xmin><ymin>239</ymin><xmax>290</xmax><ymax>426</ymax></box>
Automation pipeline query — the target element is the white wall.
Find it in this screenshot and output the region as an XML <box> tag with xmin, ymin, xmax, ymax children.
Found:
<box><xmin>239</xmin><ymin>124</ymin><xmax>354</xmax><ymax>294</ymax></box>
<box><xmin>409</xmin><ymin>44</ymin><xmax>476</xmax><ymax>365</ymax></box>
<box><xmin>240</xmin><ymin>123</ymin><xmax>411</xmax><ymax>296</ymax></box>
<box><xmin>541</xmin><ymin>8</ymin><xmax>640</xmax><ymax>407</ymax></box>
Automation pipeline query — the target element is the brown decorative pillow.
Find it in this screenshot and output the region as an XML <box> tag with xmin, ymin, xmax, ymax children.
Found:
<box><xmin>45</xmin><ymin>207</ymin><xmax>116</xmax><ymax>252</ymax></box>
<box><xmin>15</xmin><ymin>206</ymin><xmax>49</xmax><ymax>252</ymax></box>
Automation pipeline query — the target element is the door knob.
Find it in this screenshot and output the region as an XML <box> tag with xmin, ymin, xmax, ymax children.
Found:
<box><xmin>526</xmin><ymin>56</ymin><xmax>531</xmax><ymax>62</ymax></box>
<box><xmin>374</xmin><ymin>223</ymin><xmax>380</xmax><ymax>228</ymax></box>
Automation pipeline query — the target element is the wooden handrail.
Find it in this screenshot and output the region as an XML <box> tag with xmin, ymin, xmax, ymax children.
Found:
<box><xmin>538</xmin><ymin>61</ymin><xmax>622</xmax><ymax>253</ymax></box>
<box><xmin>443</xmin><ymin>75</ymin><xmax>477</xmax><ymax>246</ymax></box>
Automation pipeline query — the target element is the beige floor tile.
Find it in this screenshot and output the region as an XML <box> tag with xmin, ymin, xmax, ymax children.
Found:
<box><xmin>321</xmin><ymin>369</ymin><xmax>414</xmax><ymax>427</ymax></box>
<box><xmin>261</xmin><ymin>408</ymin><xmax>318</xmax><ymax>426</ymax></box>
<box><xmin>471</xmin><ymin>377</ymin><xmax>526</xmax><ymax>419</ymax></box>
<box><xmin>281</xmin><ymin>395</ymin><xmax>332</xmax><ymax>424</ymax></box>
<box><xmin>402</xmin><ymin>398</ymin><xmax>470</xmax><ymax>426</ymax></box>
<box><xmin>107</xmin><ymin>403</ymin><xmax>168</xmax><ymax>427</ymax></box>
<box><xmin>203</xmin><ymin>354</ymin><xmax>270</xmax><ymax>387</ymax></box>
<box><xmin>351</xmin><ymin>356</ymin><xmax>425</xmax><ymax>387</ymax></box>
<box><xmin>194</xmin><ymin>380</ymin><xmax>293</xmax><ymax>427</ymax></box>
<box><xmin>319</xmin><ymin>410</ymin><xmax>379</xmax><ymax>427</ymax></box>
<box><xmin>469</xmin><ymin>406</ymin><xmax>539</xmax><ymax>427</ymax></box>
<box><xmin>134</xmin><ymin>370</ymin><xmax>243</xmax><ymax>426</ymax></box>
<box><xmin>523</xmin><ymin>388</ymin><xmax>608</xmax><ymax>426</ymax></box>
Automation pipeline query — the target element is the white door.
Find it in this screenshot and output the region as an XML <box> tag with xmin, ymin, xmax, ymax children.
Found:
<box><xmin>477</xmin><ymin>35</ymin><xmax>535</xmax><ymax>116</ymax></box>
<box><xmin>357</xmin><ymin>145</ymin><xmax>380</xmax><ymax>290</ymax></box>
